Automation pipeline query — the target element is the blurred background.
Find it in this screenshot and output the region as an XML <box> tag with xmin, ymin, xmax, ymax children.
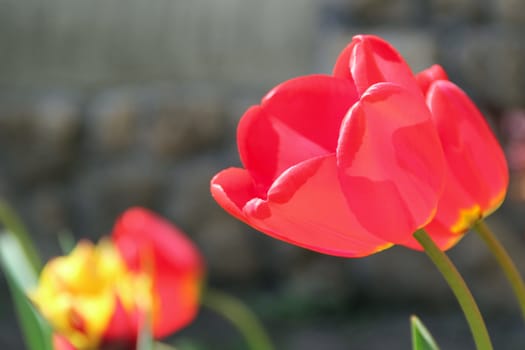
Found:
<box><xmin>1</xmin><ymin>0</ymin><xmax>525</xmax><ymax>349</ymax></box>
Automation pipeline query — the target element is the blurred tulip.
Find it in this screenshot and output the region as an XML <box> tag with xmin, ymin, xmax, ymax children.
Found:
<box><xmin>211</xmin><ymin>34</ymin><xmax>447</xmax><ymax>257</ymax></box>
<box><xmin>31</xmin><ymin>207</ymin><xmax>204</xmax><ymax>350</ymax></box>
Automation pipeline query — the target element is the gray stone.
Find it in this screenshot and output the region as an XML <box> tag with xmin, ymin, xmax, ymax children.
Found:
<box><xmin>142</xmin><ymin>87</ymin><xmax>227</xmax><ymax>158</ymax></box>
<box><xmin>164</xmin><ymin>155</ymin><xmax>225</xmax><ymax>230</ymax></box>
<box><xmin>71</xmin><ymin>159</ymin><xmax>165</xmax><ymax>237</ymax></box>
<box><xmin>86</xmin><ymin>89</ymin><xmax>139</xmax><ymax>155</ymax></box>
<box><xmin>325</xmin><ymin>0</ymin><xmax>425</xmax><ymax>25</ymax></box>
<box><xmin>347</xmin><ymin>246</ymin><xmax>452</xmax><ymax>304</ymax></box>
<box><xmin>34</xmin><ymin>93</ymin><xmax>80</xmax><ymax>146</ymax></box>
<box><xmin>430</xmin><ymin>0</ymin><xmax>491</xmax><ymax>22</ymax></box>
<box><xmin>438</xmin><ymin>28</ymin><xmax>525</xmax><ymax>107</ymax></box>
<box><xmin>283</xmin><ymin>255</ymin><xmax>354</xmax><ymax>301</ymax></box>
<box><xmin>26</xmin><ymin>187</ymin><xmax>69</xmax><ymax>238</ymax></box>
<box><xmin>285</xmin><ymin>328</ymin><xmax>348</xmax><ymax>350</ymax></box>
<box><xmin>196</xmin><ymin>214</ymin><xmax>259</xmax><ymax>282</ymax></box>
<box><xmin>0</xmin><ymin>93</ymin><xmax>80</xmax><ymax>185</ymax></box>
<box><xmin>494</xmin><ymin>0</ymin><xmax>525</xmax><ymax>23</ymax></box>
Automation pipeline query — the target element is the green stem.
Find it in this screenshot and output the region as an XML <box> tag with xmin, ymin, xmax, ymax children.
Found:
<box><xmin>0</xmin><ymin>200</ymin><xmax>41</xmax><ymax>272</ymax></box>
<box><xmin>473</xmin><ymin>220</ymin><xmax>525</xmax><ymax>322</ymax></box>
<box><xmin>413</xmin><ymin>229</ymin><xmax>493</xmax><ymax>350</ymax></box>
<box><xmin>202</xmin><ymin>288</ymin><xmax>275</xmax><ymax>350</ymax></box>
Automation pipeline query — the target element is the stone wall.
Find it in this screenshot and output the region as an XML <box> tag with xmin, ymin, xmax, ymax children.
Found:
<box><xmin>1</xmin><ymin>1</ymin><xmax>525</xmax><ymax>349</ymax></box>
<box><xmin>0</xmin><ymin>0</ymin><xmax>315</xmax><ymax>86</ymax></box>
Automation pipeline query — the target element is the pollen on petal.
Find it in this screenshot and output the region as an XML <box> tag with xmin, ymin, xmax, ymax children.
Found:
<box><xmin>450</xmin><ymin>205</ymin><xmax>482</xmax><ymax>234</ymax></box>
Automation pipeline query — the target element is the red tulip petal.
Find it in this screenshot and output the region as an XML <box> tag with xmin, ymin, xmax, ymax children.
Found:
<box><xmin>415</xmin><ymin>64</ymin><xmax>448</xmax><ymax>95</ymax></box>
<box><xmin>101</xmin><ymin>297</ymin><xmax>138</xmax><ymax>344</ymax></box>
<box><xmin>332</xmin><ymin>41</ymin><xmax>354</xmax><ymax>81</ymax></box>
<box><xmin>236</xmin><ymin>155</ymin><xmax>392</xmax><ymax>257</ymax></box>
<box><xmin>426</xmin><ymin>80</ymin><xmax>508</xmax><ymax>216</ymax></box>
<box><xmin>337</xmin><ymin>83</ymin><xmax>444</xmax><ymax>245</ymax></box>
<box><xmin>420</xmin><ymin>171</ymin><xmax>477</xmax><ymax>249</ymax></box>
<box><xmin>334</xmin><ymin>35</ymin><xmax>420</xmax><ymax>97</ymax></box>
<box><xmin>210</xmin><ymin>167</ymin><xmax>259</xmax><ymax>226</ymax></box>
<box><xmin>408</xmin><ymin>164</ymin><xmax>475</xmax><ymax>251</ymax></box>
<box><xmin>112</xmin><ymin>208</ymin><xmax>204</xmax><ymax>338</ymax></box>
<box><xmin>403</xmin><ymin>217</ymin><xmax>466</xmax><ymax>251</ymax></box>
<box><xmin>237</xmin><ymin>75</ymin><xmax>358</xmax><ymax>196</ymax></box>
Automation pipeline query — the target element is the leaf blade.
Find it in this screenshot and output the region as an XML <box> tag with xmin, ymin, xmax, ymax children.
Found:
<box><xmin>0</xmin><ymin>233</ymin><xmax>53</xmax><ymax>350</ymax></box>
<box><xmin>411</xmin><ymin>315</ymin><xmax>440</xmax><ymax>350</ymax></box>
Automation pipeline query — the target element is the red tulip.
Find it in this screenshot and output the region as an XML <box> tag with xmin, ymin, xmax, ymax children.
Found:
<box><xmin>211</xmin><ymin>35</ymin><xmax>447</xmax><ymax>257</ymax></box>
<box><xmin>416</xmin><ymin>65</ymin><xmax>509</xmax><ymax>247</ymax></box>
<box><xmin>31</xmin><ymin>207</ymin><xmax>204</xmax><ymax>350</ymax></box>
<box><xmin>333</xmin><ymin>35</ymin><xmax>509</xmax><ymax>250</ymax></box>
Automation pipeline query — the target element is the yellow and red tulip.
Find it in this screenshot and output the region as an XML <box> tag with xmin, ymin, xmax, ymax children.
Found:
<box><xmin>30</xmin><ymin>207</ymin><xmax>205</xmax><ymax>350</ymax></box>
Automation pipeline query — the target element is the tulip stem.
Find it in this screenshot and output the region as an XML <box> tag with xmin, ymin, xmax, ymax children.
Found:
<box><xmin>413</xmin><ymin>229</ymin><xmax>493</xmax><ymax>350</ymax></box>
<box><xmin>473</xmin><ymin>220</ymin><xmax>525</xmax><ymax>323</ymax></box>
<box><xmin>202</xmin><ymin>288</ymin><xmax>275</xmax><ymax>350</ymax></box>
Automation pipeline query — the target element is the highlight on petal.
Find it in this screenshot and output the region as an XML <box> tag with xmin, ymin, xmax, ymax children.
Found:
<box><xmin>334</xmin><ymin>35</ymin><xmax>420</xmax><ymax>97</ymax></box>
<box><xmin>337</xmin><ymin>82</ymin><xmax>444</xmax><ymax>245</ymax></box>
<box><xmin>426</xmin><ymin>80</ymin><xmax>509</xmax><ymax>216</ymax></box>
<box><xmin>210</xmin><ymin>167</ymin><xmax>258</xmax><ymax>223</ymax></box>
<box><xmin>237</xmin><ymin>75</ymin><xmax>358</xmax><ymax>196</ymax></box>
<box><xmin>112</xmin><ymin>207</ymin><xmax>205</xmax><ymax>338</ymax></box>
<box><xmin>235</xmin><ymin>155</ymin><xmax>392</xmax><ymax>257</ymax></box>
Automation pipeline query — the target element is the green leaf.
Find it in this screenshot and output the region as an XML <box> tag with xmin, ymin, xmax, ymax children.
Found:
<box><xmin>0</xmin><ymin>200</ymin><xmax>42</xmax><ymax>271</ymax></box>
<box><xmin>0</xmin><ymin>233</ymin><xmax>53</xmax><ymax>350</ymax></box>
<box><xmin>411</xmin><ymin>315</ymin><xmax>440</xmax><ymax>350</ymax></box>
<box><xmin>57</xmin><ymin>229</ymin><xmax>75</xmax><ymax>254</ymax></box>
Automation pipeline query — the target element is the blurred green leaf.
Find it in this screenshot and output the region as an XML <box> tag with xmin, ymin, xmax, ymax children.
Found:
<box><xmin>155</xmin><ymin>341</ymin><xmax>180</xmax><ymax>350</ymax></box>
<box><xmin>203</xmin><ymin>288</ymin><xmax>274</xmax><ymax>350</ymax></box>
<box><xmin>411</xmin><ymin>315</ymin><xmax>440</xmax><ymax>350</ymax></box>
<box><xmin>57</xmin><ymin>229</ymin><xmax>75</xmax><ymax>254</ymax></box>
<box><xmin>0</xmin><ymin>233</ymin><xmax>53</xmax><ymax>350</ymax></box>
<box><xmin>0</xmin><ymin>200</ymin><xmax>42</xmax><ymax>271</ymax></box>
<box><xmin>137</xmin><ymin>312</ymin><xmax>154</xmax><ymax>350</ymax></box>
